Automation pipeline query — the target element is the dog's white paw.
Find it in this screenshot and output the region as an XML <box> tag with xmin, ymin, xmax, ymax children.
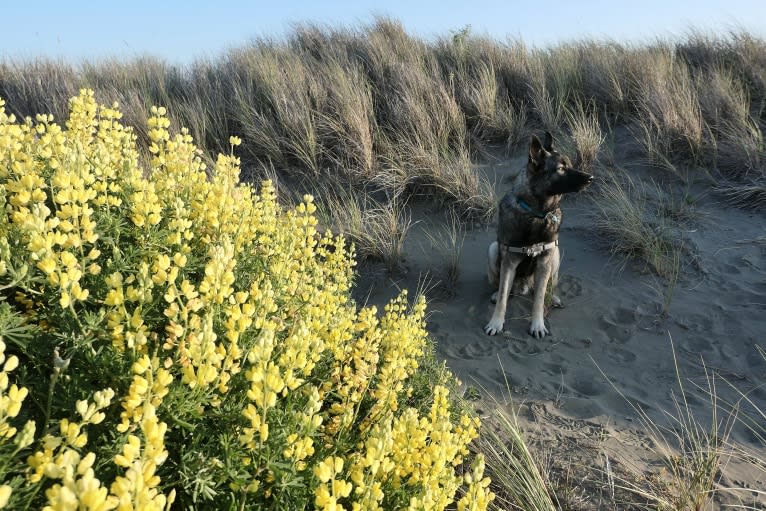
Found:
<box><xmin>484</xmin><ymin>319</ymin><xmax>504</xmax><ymax>336</ymax></box>
<box><xmin>551</xmin><ymin>295</ymin><xmax>563</xmax><ymax>308</ymax></box>
<box><xmin>490</xmin><ymin>291</ymin><xmax>498</xmax><ymax>304</ymax></box>
<box><xmin>529</xmin><ymin>318</ymin><xmax>548</xmax><ymax>338</ymax></box>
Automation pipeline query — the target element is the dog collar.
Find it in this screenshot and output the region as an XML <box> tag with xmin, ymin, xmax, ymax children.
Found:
<box><xmin>503</xmin><ymin>240</ymin><xmax>558</xmax><ymax>258</ymax></box>
<box><xmin>517</xmin><ymin>197</ymin><xmax>559</xmax><ymax>224</ymax></box>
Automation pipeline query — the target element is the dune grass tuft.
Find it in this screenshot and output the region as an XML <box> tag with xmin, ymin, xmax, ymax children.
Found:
<box><xmin>479</xmin><ymin>406</ymin><xmax>559</xmax><ymax>511</ymax></box>
<box><xmin>1</xmin><ymin>22</ymin><xmax>764</xmax><ymax>282</ymax></box>
<box><xmin>565</xmin><ymin>99</ymin><xmax>604</xmax><ymax>171</ymax></box>
<box><xmin>316</xmin><ymin>186</ymin><xmax>414</xmax><ymax>272</ymax></box>
<box><xmin>591</xmin><ymin>172</ymin><xmax>683</xmax><ymax>278</ymax></box>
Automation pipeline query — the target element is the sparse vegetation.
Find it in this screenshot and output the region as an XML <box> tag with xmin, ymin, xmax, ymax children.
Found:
<box><xmin>565</xmin><ymin>99</ymin><xmax>604</xmax><ymax>171</ymax></box>
<box><xmin>715</xmin><ymin>178</ymin><xmax>766</xmax><ymax>209</ymax></box>
<box><xmin>479</xmin><ymin>407</ymin><xmax>559</xmax><ymax>511</ymax></box>
<box><xmin>598</xmin><ymin>339</ymin><xmax>743</xmax><ymax>511</ymax></box>
<box><xmin>424</xmin><ymin>211</ymin><xmax>466</xmax><ymax>293</ymax></box>
<box><xmin>591</xmin><ymin>172</ymin><xmax>684</xmax><ymax>278</ymax></box>
<box><xmin>317</xmin><ymin>187</ymin><xmax>414</xmax><ymax>272</ymax></box>
<box><xmin>1</xmin><ymin>21</ymin><xmax>763</xmax><ymax>238</ymax></box>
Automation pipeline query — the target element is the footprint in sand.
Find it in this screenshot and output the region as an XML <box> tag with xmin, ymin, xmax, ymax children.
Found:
<box><xmin>449</xmin><ymin>335</ymin><xmax>506</xmax><ymax>360</ymax></box>
<box><xmin>490</xmin><ymin>367</ymin><xmax>527</xmax><ymax>393</ymax></box>
<box><xmin>720</xmin><ymin>261</ymin><xmax>742</xmax><ymax>276</ymax></box>
<box><xmin>503</xmin><ymin>335</ymin><xmax>547</xmax><ymax>356</ymax></box>
<box><xmin>556</xmin><ymin>274</ymin><xmax>583</xmax><ymax>301</ymax></box>
<box><xmin>569</xmin><ymin>377</ymin><xmax>606</xmax><ymax>397</ymax></box>
<box><xmin>607</xmin><ymin>347</ymin><xmax>637</xmax><ymax>365</ymax></box>
<box><xmin>507</xmin><ymin>338</ymin><xmax>526</xmax><ymax>355</ymax></box>
<box><xmin>541</xmin><ymin>361</ymin><xmax>568</xmax><ymax>377</ymax></box>
<box><xmin>598</xmin><ymin>306</ymin><xmax>638</xmax><ymax>343</ymax></box>
<box><xmin>674</xmin><ymin>312</ymin><xmax>715</xmax><ymax>334</ymax></box>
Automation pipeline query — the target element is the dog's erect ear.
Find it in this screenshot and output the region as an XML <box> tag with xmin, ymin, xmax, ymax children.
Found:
<box><xmin>543</xmin><ymin>131</ymin><xmax>554</xmax><ymax>152</ymax></box>
<box><xmin>529</xmin><ymin>134</ymin><xmax>544</xmax><ymax>164</ymax></box>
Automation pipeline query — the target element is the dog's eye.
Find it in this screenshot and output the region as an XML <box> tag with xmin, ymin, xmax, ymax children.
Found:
<box><xmin>556</xmin><ymin>167</ymin><xmax>565</xmax><ymax>174</ymax></box>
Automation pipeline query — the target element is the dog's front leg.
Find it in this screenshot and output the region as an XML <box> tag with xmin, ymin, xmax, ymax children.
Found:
<box><xmin>484</xmin><ymin>246</ymin><xmax>519</xmax><ymax>336</ymax></box>
<box><xmin>529</xmin><ymin>251</ymin><xmax>554</xmax><ymax>338</ymax></box>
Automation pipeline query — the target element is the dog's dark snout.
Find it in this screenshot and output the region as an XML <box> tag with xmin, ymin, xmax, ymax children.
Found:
<box><xmin>574</xmin><ymin>171</ymin><xmax>594</xmax><ymax>191</ymax></box>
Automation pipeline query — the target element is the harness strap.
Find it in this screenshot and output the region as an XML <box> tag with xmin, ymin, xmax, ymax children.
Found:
<box><xmin>517</xmin><ymin>197</ymin><xmax>559</xmax><ymax>225</ymax></box>
<box><xmin>502</xmin><ymin>239</ymin><xmax>558</xmax><ymax>258</ymax></box>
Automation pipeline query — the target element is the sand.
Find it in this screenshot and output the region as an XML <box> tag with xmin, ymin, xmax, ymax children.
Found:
<box><xmin>354</xmin><ymin>148</ymin><xmax>766</xmax><ymax>508</ymax></box>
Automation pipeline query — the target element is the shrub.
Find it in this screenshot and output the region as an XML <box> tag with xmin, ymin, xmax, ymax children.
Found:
<box><xmin>0</xmin><ymin>90</ymin><xmax>493</xmax><ymax>510</ymax></box>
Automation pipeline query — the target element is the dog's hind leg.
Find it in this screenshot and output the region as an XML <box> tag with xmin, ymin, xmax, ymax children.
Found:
<box><xmin>485</xmin><ymin>246</ymin><xmax>520</xmax><ymax>335</ymax></box>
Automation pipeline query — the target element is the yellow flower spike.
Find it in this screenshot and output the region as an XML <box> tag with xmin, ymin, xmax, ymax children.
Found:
<box><xmin>15</xmin><ymin>421</ymin><xmax>35</xmax><ymax>449</ymax></box>
<box><xmin>0</xmin><ymin>91</ymin><xmax>489</xmax><ymax>509</ymax></box>
<box><xmin>71</xmin><ymin>282</ymin><xmax>89</xmax><ymax>301</ymax></box>
<box><xmin>89</xmin><ymin>411</ymin><xmax>106</xmax><ymax>425</ymax></box>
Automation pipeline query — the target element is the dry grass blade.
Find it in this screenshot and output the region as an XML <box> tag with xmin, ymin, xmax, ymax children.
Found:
<box><xmin>526</xmin><ymin>51</ymin><xmax>571</xmax><ymax>133</ymax></box>
<box><xmin>314</xmin><ymin>57</ymin><xmax>377</xmax><ymax>178</ymax></box>
<box><xmin>473</xmin><ymin>359</ymin><xmax>560</xmax><ymax>511</ymax></box>
<box><xmin>565</xmin><ymin>99</ymin><xmax>604</xmax><ymax>171</ymax></box>
<box><xmin>591</xmin><ymin>172</ymin><xmax>681</xmax><ymax>278</ymax></box>
<box><xmin>431</xmin><ymin>158</ymin><xmax>497</xmax><ymax>222</ymax></box>
<box><xmin>594</xmin><ymin>336</ymin><xmax>738</xmax><ymax>511</ymax></box>
<box><xmin>424</xmin><ymin>211</ymin><xmax>466</xmax><ymax>291</ymax></box>
<box><xmin>228</xmin><ymin>44</ymin><xmax>323</xmax><ymax>174</ymax></box>
<box><xmin>632</xmin><ymin>48</ymin><xmax>708</xmax><ymax>172</ymax></box>
<box><xmin>528</xmin><ymin>82</ymin><xmax>566</xmax><ymax>135</ymax></box>
<box><xmin>479</xmin><ymin>407</ymin><xmax>559</xmax><ymax>511</ymax></box>
<box><xmin>715</xmin><ymin>179</ymin><xmax>766</xmax><ymax>210</ymax></box>
<box><xmin>501</xmin><ymin>101</ymin><xmax>528</xmax><ymax>153</ymax></box>
<box><xmin>715</xmin><ymin>346</ymin><xmax>766</xmax><ymax>504</ymax></box>
<box><xmin>316</xmin><ymin>187</ymin><xmax>413</xmax><ymax>272</ymax></box>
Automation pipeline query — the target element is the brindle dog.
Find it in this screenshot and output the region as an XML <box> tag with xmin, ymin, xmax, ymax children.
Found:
<box><xmin>484</xmin><ymin>132</ymin><xmax>593</xmax><ymax>338</ymax></box>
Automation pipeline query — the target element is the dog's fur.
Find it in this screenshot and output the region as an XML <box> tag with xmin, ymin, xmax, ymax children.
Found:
<box><xmin>484</xmin><ymin>132</ymin><xmax>593</xmax><ymax>337</ymax></box>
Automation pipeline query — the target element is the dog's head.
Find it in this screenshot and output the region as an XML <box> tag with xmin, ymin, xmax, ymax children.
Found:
<box><xmin>527</xmin><ymin>132</ymin><xmax>593</xmax><ymax>196</ymax></box>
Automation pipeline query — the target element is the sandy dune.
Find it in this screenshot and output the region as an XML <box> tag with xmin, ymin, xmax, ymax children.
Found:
<box><xmin>355</xmin><ymin>150</ymin><xmax>766</xmax><ymax>507</ymax></box>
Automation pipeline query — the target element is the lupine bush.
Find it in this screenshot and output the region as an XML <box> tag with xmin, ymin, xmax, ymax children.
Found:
<box><xmin>0</xmin><ymin>90</ymin><xmax>493</xmax><ymax>510</ymax></box>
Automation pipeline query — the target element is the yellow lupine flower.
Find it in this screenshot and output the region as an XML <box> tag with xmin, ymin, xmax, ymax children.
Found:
<box><xmin>0</xmin><ymin>90</ymin><xmax>488</xmax><ymax>509</ymax></box>
<box><xmin>0</xmin><ymin>484</ymin><xmax>11</xmax><ymax>509</ymax></box>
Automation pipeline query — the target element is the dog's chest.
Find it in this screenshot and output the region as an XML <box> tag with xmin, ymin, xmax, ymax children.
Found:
<box><xmin>497</xmin><ymin>192</ymin><xmax>562</xmax><ymax>246</ymax></box>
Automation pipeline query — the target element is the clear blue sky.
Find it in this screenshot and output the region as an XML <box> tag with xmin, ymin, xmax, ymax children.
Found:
<box><xmin>2</xmin><ymin>1</ymin><xmax>765</xmax><ymax>64</ymax></box>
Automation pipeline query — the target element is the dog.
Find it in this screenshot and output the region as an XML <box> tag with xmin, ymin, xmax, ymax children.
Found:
<box><xmin>484</xmin><ymin>132</ymin><xmax>593</xmax><ymax>338</ymax></box>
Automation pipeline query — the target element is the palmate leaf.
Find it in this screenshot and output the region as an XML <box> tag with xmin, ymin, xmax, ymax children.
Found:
<box><xmin>0</xmin><ymin>300</ymin><xmax>37</xmax><ymax>350</ymax></box>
